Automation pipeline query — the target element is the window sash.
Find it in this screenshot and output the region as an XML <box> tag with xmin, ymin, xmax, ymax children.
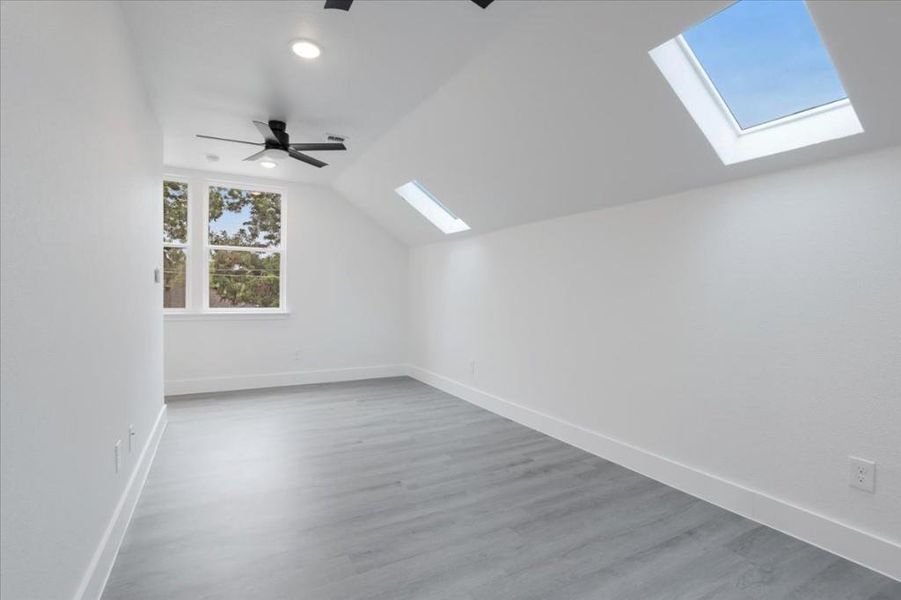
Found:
<box><xmin>202</xmin><ymin>182</ymin><xmax>286</xmax><ymax>312</ymax></box>
<box><xmin>161</xmin><ymin>178</ymin><xmax>287</xmax><ymax>314</ymax></box>
<box><xmin>163</xmin><ymin>178</ymin><xmax>191</xmax><ymax>312</ymax></box>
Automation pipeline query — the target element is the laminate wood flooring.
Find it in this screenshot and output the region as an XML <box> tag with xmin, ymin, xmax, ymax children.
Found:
<box><xmin>102</xmin><ymin>377</ymin><xmax>900</xmax><ymax>599</ymax></box>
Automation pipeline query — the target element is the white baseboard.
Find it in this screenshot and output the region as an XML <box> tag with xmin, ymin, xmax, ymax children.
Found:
<box><xmin>406</xmin><ymin>365</ymin><xmax>901</xmax><ymax>581</ymax></box>
<box><xmin>74</xmin><ymin>404</ymin><xmax>168</xmax><ymax>600</ymax></box>
<box><xmin>165</xmin><ymin>364</ymin><xmax>407</xmax><ymax>396</ymax></box>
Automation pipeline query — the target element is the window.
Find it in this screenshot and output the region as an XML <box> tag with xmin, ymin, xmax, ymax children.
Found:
<box><xmin>396</xmin><ymin>180</ymin><xmax>469</xmax><ymax>234</ymax></box>
<box><xmin>206</xmin><ymin>185</ymin><xmax>284</xmax><ymax>310</ymax></box>
<box><xmin>163</xmin><ymin>180</ymin><xmax>189</xmax><ymax>309</ymax></box>
<box><xmin>682</xmin><ymin>0</ymin><xmax>847</xmax><ymax>130</ymax></box>
<box><xmin>161</xmin><ymin>177</ymin><xmax>286</xmax><ymax>314</ymax></box>
<box><xmin>649</xmin><ymin>0</ymin><xmax>862</xmax><ymax>164</ymax></box>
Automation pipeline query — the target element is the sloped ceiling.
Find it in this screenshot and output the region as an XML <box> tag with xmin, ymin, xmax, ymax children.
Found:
<box><xmin>121</xmin><ymin>0</ymin><xmax>528</xmax><ymax>185</ymax></box>
<box><xmin>124</xmin><ymin>1</ymin><xmax>901</xmax><ymax>246</ymax></box>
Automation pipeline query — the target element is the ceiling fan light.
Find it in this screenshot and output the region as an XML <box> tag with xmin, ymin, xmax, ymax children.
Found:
<box><xmin>259</xmin><ymin>160</ymin><xmax>277</xmax><ymax>169</ymax></box>
<box><xmin>291</xmin><ymin>39</ymin><xmax>321</xmax><ymax>59</ymax></box>
<box><xmin>263</xmin><ymin>148</ymin><xmax>289</xmax><ymax>160</ymax></box>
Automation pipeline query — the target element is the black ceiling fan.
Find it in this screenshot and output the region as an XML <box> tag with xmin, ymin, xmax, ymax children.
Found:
<box><xmin>325</xmin><ymin>0</ymin><xmax>494</xmax><ymax>10</ymax></box>
<box><xmin>196</xmin><ymin>120</ymin><xmax>346</xmax><ymax>168</ymax></box>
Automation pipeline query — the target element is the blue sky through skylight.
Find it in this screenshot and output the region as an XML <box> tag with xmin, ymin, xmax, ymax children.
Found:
<box><xmin>682</xmin><ymin>0</ymin><xmax>847</xmax><ymax>130</ymax></box>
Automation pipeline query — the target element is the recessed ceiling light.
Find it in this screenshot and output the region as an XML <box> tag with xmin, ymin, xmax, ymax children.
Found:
<box><xmin>259</xmin><ymin>160</ymin><xmax>277</xmax><ymax>169</ymax></box>
<box><xmin>291</xmin><ymin>39</ymin><xmax>321</xmax><ymax>59</ymax></box>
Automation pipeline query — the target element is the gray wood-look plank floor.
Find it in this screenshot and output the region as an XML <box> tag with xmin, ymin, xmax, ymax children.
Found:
<box><xmin>103</xmin><ymin>377</ymin><xmax>900</xmax><ymax>600</ymax></box>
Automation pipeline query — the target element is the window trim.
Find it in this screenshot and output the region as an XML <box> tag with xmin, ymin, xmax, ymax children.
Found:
<box><xmin>161</xmin><ymin>174</ymin><xmax>289</xmax><ymax>317</ymax></box>
<box><xmin>162</xmin><ymin>175</ymin><xmax>191</xmax><ymax>314</ymax></box>
<box><xmin>202</xmin><ymin>180</ymin><xmax>287</xmax><ymax>314</ymax></box>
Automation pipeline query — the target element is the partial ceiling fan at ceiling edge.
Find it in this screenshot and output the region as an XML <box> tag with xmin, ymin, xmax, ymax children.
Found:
<box><xmin>324</xmin><ymin>0</ymin><xmax>494</xmax><ymax>10</ymax></box>
<box><xmin>196</xmin><ymin>120</ymin><xmax>346</xmax><ymax>169</ymax></box>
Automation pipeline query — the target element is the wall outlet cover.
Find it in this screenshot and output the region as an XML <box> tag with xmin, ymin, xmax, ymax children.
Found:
<box><xmin>849</xmin><ymin>456</ymin><xmax>875</xmax><ymax>493</ymax></box>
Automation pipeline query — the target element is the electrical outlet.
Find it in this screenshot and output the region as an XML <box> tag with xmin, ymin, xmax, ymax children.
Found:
<box><xmin>153</xmin><ymin>267</ymin><xmax>161</xmax><ymax>283</ymax></box>
<box><xmin>470</xmin><ymin>359</ymin><xmax>476</xmax><ymax>376</ymax></box>
<box><xmin>129</xmin><ymin>425</ymin><xmax>135</xmax><ymax>452</ymax></box>
<box><xmin>114</xmin><ymin>440</ymin><xmax>122</xmax><ymax>473</ymax></box>
<box><xmin>849</xmin><ymin>456</ymin><xmax>875</xmax><ymax>493</ymax></box>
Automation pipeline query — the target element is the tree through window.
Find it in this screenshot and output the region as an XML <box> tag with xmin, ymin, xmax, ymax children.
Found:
<box><xmin>163</xmin><ymin>180</ymin><xmax>188</xmax><ymax>309</ymax></box>
<box><xmin>207</xmin><ymin>186</ymin><xmax>283</xmax><ymax>309</ymax></box>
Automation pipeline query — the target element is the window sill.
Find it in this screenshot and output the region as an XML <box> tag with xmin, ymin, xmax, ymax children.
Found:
<box><xmin>164</xmin><ymin>310</ymin><xmax>290</xmax><ymax>322</ymax></box>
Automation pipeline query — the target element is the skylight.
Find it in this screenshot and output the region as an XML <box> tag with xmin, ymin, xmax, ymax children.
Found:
<box><xmin>682</xmin><ymin>0</ymin><xmax>847</xmax><ymax>130</ymax></box>
<box><xmin>649</xmin><ymin>0</ymin><xmax>862</xmax><ymax>164</ymax></box>
<box><xmin>396</xmin><ymin>180</ymin><xmax>470</xmax><ymax>234</ymax></box>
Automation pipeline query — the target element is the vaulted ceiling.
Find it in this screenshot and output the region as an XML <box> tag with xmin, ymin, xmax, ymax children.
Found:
<box><xmin>124</xmin><ymin>1</ymin><xmax>901</xmax><ymax>245</ymax></box>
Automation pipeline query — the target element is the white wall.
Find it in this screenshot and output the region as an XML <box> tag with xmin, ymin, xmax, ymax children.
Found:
<box><xmin>408</xmin><ymin>146</ymin><xmax>901</xmax><ymax>575</ymax></box>
<box><xmin>163</xmin><ymin>169</ymin><xmax>408</xmax><ymax>395</ymax></box>
<box><xmin>0</xmin><ymin>2</ymin><xmax>164</xmax><ymax>599</ymax></box>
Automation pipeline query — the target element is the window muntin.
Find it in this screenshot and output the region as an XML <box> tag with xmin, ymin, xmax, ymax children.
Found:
<box><xmin>163</xmin><ymin>180</ymin><xmax>189</xmax><ymax>309</ymax></box>
<box><xmin>682</xmin><ymin>0</ymin><xmax>847</xmax><ymax>130</ymax></box>
<box><xmin>206</xmin><ymin>185</ymin><xmax>283</xmax><ymax>310</ymax></box>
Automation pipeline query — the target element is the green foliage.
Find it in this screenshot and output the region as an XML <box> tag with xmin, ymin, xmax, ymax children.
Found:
<box><xmin>207</xmin><ymin>186</ymin><xmax>282</xmax><ymax>308</ymax></box>
<box><xmin>209</xmin><ymin>250</ymin><xmax>280</xmax><ymax>308</ymax></box>
<box><xmin>208</xmin><ymin>186</ymin><xmax>281</xmax><ymax>247</ymax></box>
<box><xmin>163</xmin><ymin>181</ymin><xmax>188</xmax><ymax>243</ymax></box>
<box><xmin>162</xmin><ymin>183</ymin><xmax>282</xmax><ymax>309</ymax></box>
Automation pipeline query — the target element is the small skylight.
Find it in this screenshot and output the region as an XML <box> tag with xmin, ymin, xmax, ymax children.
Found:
<box><xmin>682</xmin><ymin>0</ymin><xmax>847</xmax><ymax>130</ymax></box>
<box><xmin>649</xmin><ymin>0</ymin><xmax>862</xmax><ymax>164</ymax></box>
<box><xmin>396</xmin><ymin>180</ymin><xmax>470</xmax><ymax>234</ymax></box>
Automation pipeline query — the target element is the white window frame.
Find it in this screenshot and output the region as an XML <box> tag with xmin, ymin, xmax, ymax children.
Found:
<box><xmin>162</xmin><ymin>175</ymin><xmax>191</xmax><ymax>314</ymax></box>
<box><xmin>161</xmin><ymin>174</ymin><xmax>289</xmax><ymax>318</ymax></box>
<box><xmin>202</xmin><ymin>179</ymin><xmax>287</xmax><ymax>314</ymax></box>
<box><xmin>649</xmin><ymin>35</ymin><xmax>863</xmax><ymax>165</ymax></box>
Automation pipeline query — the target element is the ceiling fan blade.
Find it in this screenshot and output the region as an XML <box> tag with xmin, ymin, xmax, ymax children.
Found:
<box><xmin>242</xmin><ymin>149</ymin><xmax>269</xmax><ymax>162</ymax></box>
<box><xmin>471</xmin><ymin>0</ymin><xmax>494</xmax><ymax>7</ymax></box>
<box><xmin>288</xmin><ymin>149</ymin><xmax>327</xmax><ymax>168</ymax></box>
<box><xmin>253</xmin><ymin>120</ymin><xmax>280</xmax><ymax>145</ymax></box>
<box><xmin>325</xmin><ymin>0</ymin><xmax>353</xmax><ymax>10</ymax></box>
<box><xmin>196</xmin><ymin>134</ymin><xmax>263</xmax><ymax>146</ymax></box>
<box><xmin>288</xmin><ymin>142</ymin><xmax>347</xmax><ymax>152</ymax></box>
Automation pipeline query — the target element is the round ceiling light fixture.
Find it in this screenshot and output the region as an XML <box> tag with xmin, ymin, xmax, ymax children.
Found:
<box><xmin>291</xmin><ymin>39</ymin><xmax>321</xmax><ymax>59</ymax></box>
<box><xmin>259</xmin><ymin>160</ymin><xmax>278</xmax><ymax>169</ymax></box>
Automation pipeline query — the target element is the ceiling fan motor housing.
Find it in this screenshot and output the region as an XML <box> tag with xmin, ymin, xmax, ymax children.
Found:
<box><xmin>268</xmin><ymin>120</ymin><xmax>290</xmax><ymax>148</ymax></box>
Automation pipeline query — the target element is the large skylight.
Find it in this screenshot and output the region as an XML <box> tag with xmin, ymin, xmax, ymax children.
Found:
<box><xmin>682</xmin><ymin>0</ymin><xmax>847</xmax><ymax>130</ymax></box>
<box><xmin>649</xmin><ymin>0</ymin><xmax>862</xmax><ymax>164</ymax></box>
<box><xmin>396</xmin><ymin>180</ymin><xmax>469</xmax><ymax>234</ymax></box>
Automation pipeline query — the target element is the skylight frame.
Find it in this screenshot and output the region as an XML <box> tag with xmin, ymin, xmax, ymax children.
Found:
<box><xmin>396</xmin><ymin>180</ymin><xmax>470</xmax><ymax>235</ymax></box>
<box><xmin>650</xmin><ymin>5</ymin><xmax>863</xmax><ymax>164</ymax></box>
<box><xmin>680</xmin><ymin>0</ymin><xmax>851</xmax><ymax>131</ymax></box>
